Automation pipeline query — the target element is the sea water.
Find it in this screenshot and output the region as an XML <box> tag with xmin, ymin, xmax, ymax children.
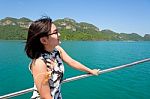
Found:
<box><xmin>0</xmin><ymin>40</ymin><xmax>150</xmax><ymax>99</ymax></box>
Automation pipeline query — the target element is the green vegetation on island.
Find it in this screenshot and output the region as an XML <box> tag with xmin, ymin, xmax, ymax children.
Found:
<box><xmin>0</xmin><ymin>17</ymin><xmax>149</xmax><ymax>41</ymax></box>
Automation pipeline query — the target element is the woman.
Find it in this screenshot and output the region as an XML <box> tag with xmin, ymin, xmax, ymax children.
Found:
<box><xmin>25</xmin><ymin>17</ymin><xmax>100</xmax><ymax>99</ymax></box>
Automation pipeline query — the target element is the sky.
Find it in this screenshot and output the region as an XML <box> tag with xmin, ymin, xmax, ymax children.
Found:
<box><xmin>0</xmin><ymin>0</ymin><xmax>150</xmax><ymax>36</ymax></box>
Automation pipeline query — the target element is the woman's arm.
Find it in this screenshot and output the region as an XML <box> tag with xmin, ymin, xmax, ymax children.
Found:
<box><xmin>56</xmin><ymin>46</ymin><xmax>99</xmax><ymax>75</ymax></box>
<box><xmin>31</xmin><ymin>59</ymin><xmax>52</xmax><ymax>99</ymax></box>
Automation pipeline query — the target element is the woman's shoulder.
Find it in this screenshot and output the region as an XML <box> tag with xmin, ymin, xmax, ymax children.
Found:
<box><xmin>55</xmin><ymin>45</ymin><xmax>65</xmax><ymax>57</ymax></box>
<box><xmin>55</xmin><ymin>45</ymin><xmax>64</xmax><ymax>53</ymax></box>
<box><xmin>31</xmin><ymin>58</ymin><xmax>47</xmax><ymax>70</ymax></box>
<box><xmin>55</xmin><ymin>45</ymin><xmax>63</xmax><ymax>51</ymax></box>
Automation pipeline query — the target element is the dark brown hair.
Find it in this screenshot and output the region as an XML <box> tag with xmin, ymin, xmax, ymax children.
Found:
<box><xmin>25</xmin><ymin>17</ymin><xmax>52</xmax><ymax>59</ymax></box>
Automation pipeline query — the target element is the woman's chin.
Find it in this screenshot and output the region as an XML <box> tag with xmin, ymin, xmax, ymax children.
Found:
<box><xmin>59</xmin><ymin>41</ymin><xmax>61</xmax><ymax>44</ymax></box>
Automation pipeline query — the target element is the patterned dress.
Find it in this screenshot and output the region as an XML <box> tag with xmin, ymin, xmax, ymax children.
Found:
<box><xmin>29</xmin><ymin>48</ymin><xmax>64</xmax><ymax>99</ymax></box>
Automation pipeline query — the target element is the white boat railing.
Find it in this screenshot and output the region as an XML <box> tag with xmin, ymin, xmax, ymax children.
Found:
<box><xmin>0</xmin><ymin>58</ymin><xmax>150</xmax><ymax>99</ymax></box>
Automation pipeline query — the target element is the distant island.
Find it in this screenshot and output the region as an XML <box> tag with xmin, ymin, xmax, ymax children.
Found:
<box><xmin>0</xmin><ymin>17</ymin><xmax>150</xmax><ymax>41</ymax></box>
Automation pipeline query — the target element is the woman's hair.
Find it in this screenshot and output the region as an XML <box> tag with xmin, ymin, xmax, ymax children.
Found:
<box><xmin>25</xmin><ymin>17</ymin><xmax>52</xmax><ymax>59</ymax></box>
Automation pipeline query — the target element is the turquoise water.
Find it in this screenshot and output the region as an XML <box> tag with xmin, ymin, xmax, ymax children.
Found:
<box><xmin>0</xmin><ymin>40</ymin><xmax>150</xmax><ymax>99</ymax></box>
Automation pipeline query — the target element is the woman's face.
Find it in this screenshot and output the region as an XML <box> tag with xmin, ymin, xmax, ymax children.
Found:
<box><xmin>47</xmin><ymin>24</ymin><xmax>60</xmax><ymax>47</ymax></box>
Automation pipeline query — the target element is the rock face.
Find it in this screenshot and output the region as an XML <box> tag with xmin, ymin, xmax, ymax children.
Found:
<box><xmin>0</xmin><ymin>17</ymin><xmax>32</xmax><ymax>28</ymax></box>
<box><xmin>54</xmin><ymin>18</ymin><xmax>99</xmax><ymax>32</ymax></box>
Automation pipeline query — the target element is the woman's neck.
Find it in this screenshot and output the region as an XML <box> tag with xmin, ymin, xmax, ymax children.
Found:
<box><xmin>44</xmin><ymin>46</ymin><xmax>55</xmax><ymax>53</ymax></box>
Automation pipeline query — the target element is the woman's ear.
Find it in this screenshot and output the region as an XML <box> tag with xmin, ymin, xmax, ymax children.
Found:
<box><xmin>40</xmin><ymin>37</ymin><xmax>48</xmax><ymax>45</ymax></box>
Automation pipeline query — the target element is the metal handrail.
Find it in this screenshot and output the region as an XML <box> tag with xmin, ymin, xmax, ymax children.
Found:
<box><xmin>0</xmin><ymin>58</ymin><xmax>150</xmax><ymax>99</ymax></box>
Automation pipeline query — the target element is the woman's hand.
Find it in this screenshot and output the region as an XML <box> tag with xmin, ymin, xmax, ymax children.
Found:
<box><xmin>89</xmin><ymin>69</ymin><xmax>100</xmax><ymax>76</ymax></box>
